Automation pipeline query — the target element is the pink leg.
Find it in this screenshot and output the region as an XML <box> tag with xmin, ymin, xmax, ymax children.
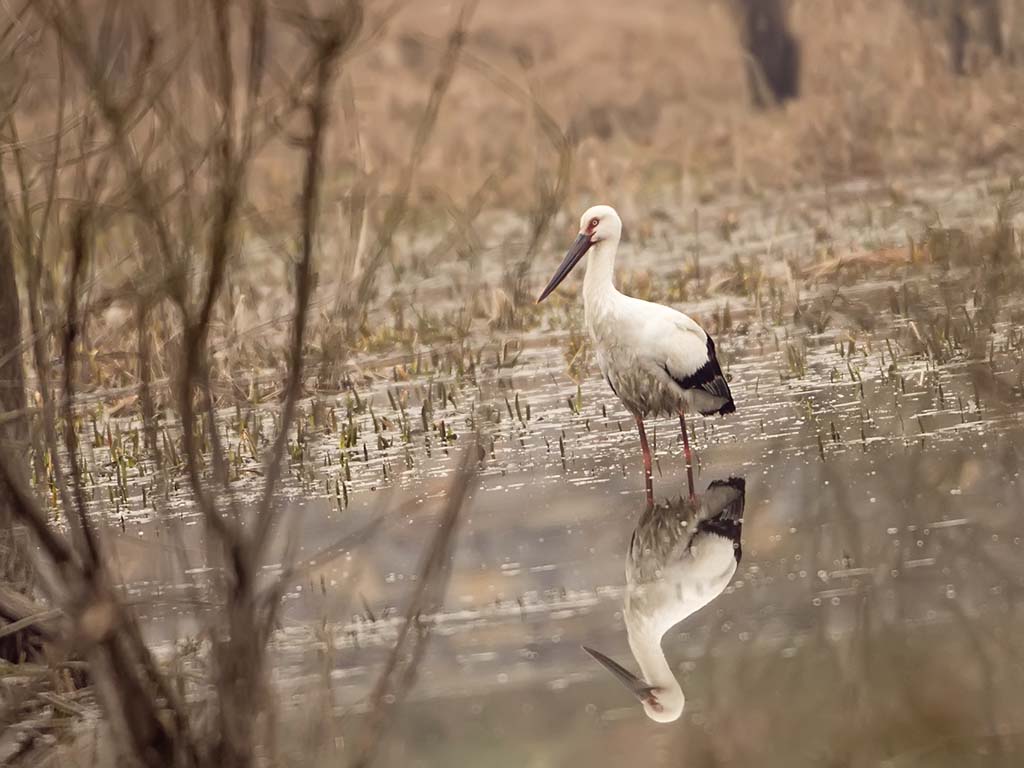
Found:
<box><xmin>679</xmin><ymin>411</ymin><xmax>695</xmax><ymax>500</ymax></box>
<box><xmin>635</xmin><ymin>415</ymin><xmax>654</xmax><ymax>507</ymax></box>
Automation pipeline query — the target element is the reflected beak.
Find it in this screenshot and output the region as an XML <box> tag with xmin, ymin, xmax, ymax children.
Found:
<box><xmin>583</xmin><ymin>645</ymin><xmax>657</xmax><ymax>704</ymax></box>
<box><xmin>537</xmin><ymin>233</ymin><xmax>593</xmax><ymax>303</ymax></box>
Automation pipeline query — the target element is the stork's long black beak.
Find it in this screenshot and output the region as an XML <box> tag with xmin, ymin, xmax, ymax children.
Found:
<box><xmin>537</xmin><ymin>233</ymin><xmax>593</xmax><ymax>303</ymax></box>
<box><xmin>582</xmin><ymin>646</ymin><xmax>657</xmax><ymax>703</ymax></box>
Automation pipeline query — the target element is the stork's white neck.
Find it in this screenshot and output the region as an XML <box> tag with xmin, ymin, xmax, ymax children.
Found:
<box><xmin>628</xmin><ymin>622</ymin><xmax>677</xmax><ymax>693</ymax></box>
<box><xmin>628</xmin><ymin>619</ymin><xmax>685</xmax><ymax>720</ymax></box>
<box><xmin>583</xmin><ymin>237</ymin><xmax>620</xmax><ymax>315</ymax></box>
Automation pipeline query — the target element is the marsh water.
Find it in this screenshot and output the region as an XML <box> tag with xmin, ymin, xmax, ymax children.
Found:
<box><xmin>94</xmin><ymin>171</ymin><xmax>1024</xmax><ymax>766</ymax></box>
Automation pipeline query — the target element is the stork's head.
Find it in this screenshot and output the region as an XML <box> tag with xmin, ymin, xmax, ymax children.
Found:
<box><xmin>583</xmin><ymin>645</ymin><xmax>686</xmax><ymax>723</ymax></box>
<box><xmin>537</xmin><ymin>204</ymin><xmax>622</xmax><ymax>303</ymax></box>
<box><xmin>642</xmin><ymin>681</ymin><xmax>685</xmax><ymax>724</ymax></box>
<box><xmin>579</xmin><ymin>204</ymin><xmax>622</xmax><ymax>244</ymax></box>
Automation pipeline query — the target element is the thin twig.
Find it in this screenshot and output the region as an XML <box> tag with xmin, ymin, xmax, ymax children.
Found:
<box><xmin>61</xmin><ymin>209</ymin><xmax>102</xmax><ymax>570</ymax></box>
<box><xmin>252</xmin><ymin>4</ymin><xmax>362</xmax><ymax>561</ymax></box>
<box><xmin>349</xmin><ymin>440</ymin><xmax>477</xmax><ymax>768</ymax></box>
<box><xmin>339</xmin><ymin>2</ymin><xmax>476</xmax><ymax>331</ymax></box>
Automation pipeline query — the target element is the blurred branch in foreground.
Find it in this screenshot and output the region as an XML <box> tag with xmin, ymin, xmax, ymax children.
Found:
<box><xmin>0</xmin><ymin>83</ymin><xmax>44</xmax><ymax>661</ymax></box>
<box><xmin>0</xmin><ymin>1</ymin><xmax>447</xmax><ymax>767</ymax></box>
<box><xmin>331</xmin><ymin>1</ymin><xmax>477</xmax><ymax>350</ymax></box>
<box><xmin>349</xmin><ymin>440</ymin><xmax>477</xmax><ymax>768</ymax></box>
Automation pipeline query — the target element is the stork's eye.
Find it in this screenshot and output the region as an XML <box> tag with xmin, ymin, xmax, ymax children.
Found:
<box><xmin>590</xmin><ymin>217</ymin><xmax>599</xmax><ymax>228</ymax></box>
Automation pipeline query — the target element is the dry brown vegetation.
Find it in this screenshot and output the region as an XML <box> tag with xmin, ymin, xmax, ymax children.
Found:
<box><xmin>0</xmin><ymin>2</ymin><xmax>482</xmax><ymax>765</ymax></box>
<box><xmin>4</xmin><ymin>0</ymin><xmax>1024</xmax><ymax>384</ymax></box>
<box><xmin>340</xmin><ymin>0</ymin><xmax>1024</xmax><ymax>200</ymax></box>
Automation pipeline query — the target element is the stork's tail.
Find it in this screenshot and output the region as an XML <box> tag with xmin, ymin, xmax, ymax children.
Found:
<box><xmin>670</xmin><ymin>334</ymin><xmax>736</xmax><ymax>416</ymax></box>
<box><xmin>696</xmin><ymin>338</ymin><xmax>734</xmax><ymax>415</ymax></box>
<box><xmin>700</xmin><ymin>373</ymin><xmax>735</xmax><ymax>416</ymax></box>
<box><xmin>697</xmin><ymin>477</ymin><xmax>745</xmax><ymax>561</ymax></box>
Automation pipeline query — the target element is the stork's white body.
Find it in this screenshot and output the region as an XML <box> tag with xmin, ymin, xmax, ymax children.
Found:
<box><xmin>537</xmin><ymin>204</ymin><xmax>734</xmax><ymax>502</ymax></box>
<box><xmin>584</xmin><ymin>478</ymin><xmax>745</xmax><ymax>723</ymax></box>
<box><xmin>626</xmin><ymin>524</ymin><xmax>738</xmax><ymax>639</ymax></box>
<box><xmin>583</xmin><ymin>248</ymin><xmax>728</xmax><ymax>417</ymax></box>
<box><xmin>624</xmin><ymin>499</ymin><xmax>741</xmax><ymax>721</ymax></box>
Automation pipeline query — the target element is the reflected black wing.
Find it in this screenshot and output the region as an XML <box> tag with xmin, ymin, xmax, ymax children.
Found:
<box><xmin>695</xmin><ymin>477</ymin><xmax>745</xmax><ymax>562</ymax></box>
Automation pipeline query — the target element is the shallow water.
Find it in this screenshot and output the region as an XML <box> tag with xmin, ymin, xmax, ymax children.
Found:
<box><xmin>108</xmin><ymin>314</ymin><xmax>1024</xmax><ymax>766</ymax></box>
<box><xmin>285</xmin><ymin>345</ymin><xmax>1023</xmax><ymax>768</ymax></box>
<box><xmin>88</xmin><ymin>170</ymin><xmax>1024</xmax><ymax>766</ymax></box>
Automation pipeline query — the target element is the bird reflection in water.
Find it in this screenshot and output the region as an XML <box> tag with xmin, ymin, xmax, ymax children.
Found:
<box><xmin>584</xmin><ymin>477</ymin><xmax>745</xmax><ymax>723</ymax></box>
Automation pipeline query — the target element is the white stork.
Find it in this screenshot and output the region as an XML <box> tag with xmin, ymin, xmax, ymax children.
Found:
<box><xmin>537</xmin><ymin>205</ymin><xmax>735</xmax><ymax>503</ymax></box>
<box><xmin>583</xmin><ymin>477</ymin><xmax>745</xmax><ymax>723</ymax></box>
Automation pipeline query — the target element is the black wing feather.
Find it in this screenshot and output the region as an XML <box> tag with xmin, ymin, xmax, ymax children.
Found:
<box><xmin>696</xmin><ymin>477</ymin><xmax>745</xmax><ymax>562</ymax></box>
<box><xmin>665</xmin><ymin>335</ymin><xmax>736</xmax><ymax>415</ymax></box>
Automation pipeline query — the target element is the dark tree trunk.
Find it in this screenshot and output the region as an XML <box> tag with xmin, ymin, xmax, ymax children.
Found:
<box><xmin>978</xmin><ymin>0</ymin><xmax>1004</xmax><ymax>57</ymax></box>
<box><xmin>735</xmin><ymin>0</ymin><xmax>801</xmax><ymax>109</ymax></box>
<box><xmin>949</xmin><ymin>0</ymin><xmax>1004</xmax><ymax>74</ymax></box>
<box><xmin>949</xmin><ymin>6</ymin><xmax>971</xmax><ymax>74</ymax></box>
<box><xmin>908</xmin><ymin>0</ymin><xmax>1005</xmax><ymax>75</ymax></box>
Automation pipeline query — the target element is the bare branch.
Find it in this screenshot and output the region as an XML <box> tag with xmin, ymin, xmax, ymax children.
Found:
<box><xmin>0</xmin><ymin>447</ymin><xmax>76</xmax><ymax>573</ymax></box>
<box><xmin>38</xmin><ymin>0</ymin><xmax>181</xmax><ymax>297</ymax></box>
<box><xmin>5</xmin><ymin>111</ymin><xmax>87</xmax><ymax>554</ymax></box>
<box><xmin>342</xmin><ymin>2</ymin><xmax>476</xmax><ymax>332</ymax></box>
<box><xmin>60</xmin><ymin>208</ymin><xmax>101</xmax><ymax>569</ymax></box>
<box><xmin>349</xmin><ymin>441</ymin><xmax>477</xmax><ymax>768</ymax></box>
<box><xmin>251</xmin><ymin>2</ymin><xmax>363</xmax><ymax>560</ymax></box>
